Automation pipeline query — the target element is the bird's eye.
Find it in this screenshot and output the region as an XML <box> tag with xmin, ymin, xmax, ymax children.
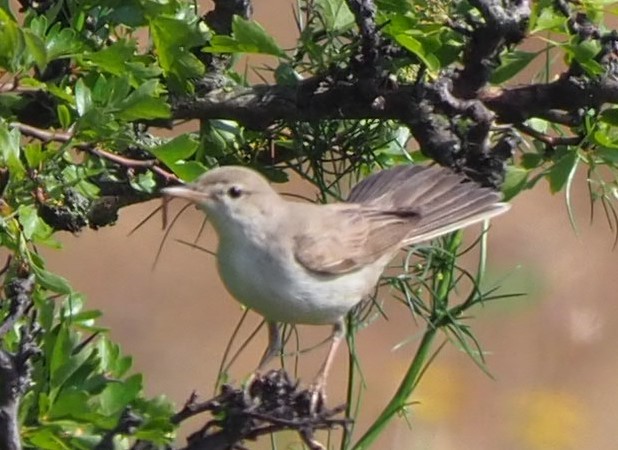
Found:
<box><xmin>227</xmin><ymin>186</ymin><xmax>243</xmax><ymax>199</ymax></box>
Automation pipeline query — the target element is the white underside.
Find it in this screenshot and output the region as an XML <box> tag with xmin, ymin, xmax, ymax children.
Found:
<box><xmin>217</xmin><ymin>238</ymin><xmax>382</xmax><ymax>325</ymax></box>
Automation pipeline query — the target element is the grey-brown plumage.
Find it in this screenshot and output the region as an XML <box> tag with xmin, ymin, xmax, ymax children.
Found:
<box><xmin>293</xmin><ymin>165</ymin><xmax>506</xmax><ymax>275</ymax></box>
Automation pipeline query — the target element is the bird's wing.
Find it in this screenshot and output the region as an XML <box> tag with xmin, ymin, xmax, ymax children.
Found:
<box><xmin>292</xmin><ymin>204</ymin><xmax>420</xmax><ymax>275</ymax></box>
<box><xmin>293</xmin><ymin>164</ymin><xmax>508</xmax><ymax>275</ymax></box>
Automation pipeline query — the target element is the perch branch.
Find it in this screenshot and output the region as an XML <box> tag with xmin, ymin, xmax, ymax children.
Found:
<box><xmin>0</xmin><ymin>275</ymin><xmax>37</xmax><ymax>450</ymax></box>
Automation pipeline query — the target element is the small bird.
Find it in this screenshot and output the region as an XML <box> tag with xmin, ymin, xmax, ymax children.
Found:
<box><xmin>162</xmin><ymin>164</ymin><xmax>509</xmax><ymax>406</ymax></box>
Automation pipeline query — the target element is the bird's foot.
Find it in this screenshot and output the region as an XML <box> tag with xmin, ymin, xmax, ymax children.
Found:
<box><xmin>242</xmin><ymin>371</ymin><xmax>260</xmax><ymax>407</ymax></box>
<box><xmin>308</xmin><ymin>381</ymin><xmax>326</xmax><ymax>415</ymax></box>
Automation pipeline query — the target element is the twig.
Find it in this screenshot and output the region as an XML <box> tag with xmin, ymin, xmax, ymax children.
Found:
<box><xmin>10</xmin><ymin>122</ymin><xmax>178</xmax><ymax>182</ymax></box>
<box><xmin>0</xmin><ymin>81</ymin><xmax>39</xmax><ymax>94</ymax></box>
<box><xmin>171</xmin><ymin>392</ymin><xmax>221</xmax><ymax>425</ymax></box>
<box><xmin>515</xmin><ymin>123</ymin><xmax>583</xmax><ymax>147</ymax></box>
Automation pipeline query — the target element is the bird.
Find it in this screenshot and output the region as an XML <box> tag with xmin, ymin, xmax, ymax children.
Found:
<box><xmin>162</xmin><ymin>164</ymin><xmax>509</xmax><ymax>407</ymax></box>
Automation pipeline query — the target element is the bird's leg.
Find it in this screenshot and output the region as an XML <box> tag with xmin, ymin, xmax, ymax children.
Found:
<box><xmin>310</xmin><ymin>319</ymin><xmax>346</xmax><ymax>413</ymax></box>
<box><xmin>244</xmin><ymin>321</ymin><xmax>281</xmax><ymax>404</ymax></box>
<box><xmin>258</xmin><ymin>321</ymin><xmax>282</xmax><ymax>371</ymax></box>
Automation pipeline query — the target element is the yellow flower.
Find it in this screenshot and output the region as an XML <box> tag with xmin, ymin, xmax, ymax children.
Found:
<box><xmin>509</xmin><ymin>389</ymin><xmax>587</xmax><ymax>450</ymax></box>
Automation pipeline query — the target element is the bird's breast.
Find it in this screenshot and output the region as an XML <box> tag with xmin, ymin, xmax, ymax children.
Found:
<box><xmin>215</xmin><ymin>236</ymin><xmax>379</xmax><ymax>325</ymax></box>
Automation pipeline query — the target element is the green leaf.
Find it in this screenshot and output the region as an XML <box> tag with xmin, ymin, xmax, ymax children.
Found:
<box><xmin>531</xmin><ymin>6</ymin><xmax>566</xmax><ymax>33</ymax></box>
<box><xmin>392</xmin><ymin>34</ymin><xmax>440</xmax><ymax>73</ymax></box>
<box><xmin>0</xmin><ymin>0</ymin><xmax>15</xmax><ymax>20</ymax></box>
<box><xmin>97</xmin><ymin>336</ymin><xmax>133</xmax><ymax>377</ymax></box>
<box><xmin>108</xmin><ymin>2</ymin><xmax>147</xmax><ymax>27</ymax></box>
<box><xmin>149</xmin><ymin>15</ymin><xmax>206</xmax><ymax>91</ymax></box>
<box><xmin>521</xmin><ymin>152</ymin><xmax>543</xmax><ymax>169</ymax></box>
<box><xmin>49</xmin><ymin>325</ymin><xmax>74</xmax><ymax>383</ymax></box>
<box><xmin>130</xmin><ymin>171</ymin><xmax>157</xmax><ymax>193</ymax></box>
<box><xmin>83</xmin><ymin>40</ymin><xmax>137</xmax><ymax>76</ymax></box>
<box><xmin>28</xmin><ymin>429</ymin><xmax>72</xmax><ymax>450</ymax></box>
<box><xmin>232</xmin><ymin>16</ymin><xmax>286</xmax><ymax>57</ymax></box>
<box><xmin>99</xmin><ymin>374</ymin><xmax>142</xmax><ymax>415</ymax></box>
<box><xmin>82</xmin><ymin>40</ymin><xmax>161</xmax><ymax>86</ymax></box>
<box><xmin>45</xmin><ymin>24</ymin><xmax>82</xmax><ymax>60</ymax></box>
<box><xmin>17</xmin><ymin>204</ymin><xmax>53</xmax><ymax>241</ymax></box>
<box><xmin>547</xmin><ymin>150</ymin><xmax>578</xmax><ymax>193</ymax></box>
<box><xmin>24</xmin><ymin>141</ymin><xmax>46</xmax><ymax>169</ymax></box>
<box><xmin>23</xmin><ymin>29</ymin><xmax>48</xmax><ymax>70</ymax></box>
<box><xmin>568</xmin><ymin>39</ymin><xmax>601</xmax><ymax>62</ymax></box>
<box><xmin>491</xmin><ymin>51</ymin><xmax>538</xmax><ymax>84</ymax></box>
<box><xmin>596</xmin><ymin>147</ymin><xmax>618</xmax><ymax>163</ymax></box>
<box><xmin>48</xmin><ymin>388</ymin><xmax>90</xmax><ymax>420</ymax></box>
<box><xmin>565</xmin><ymin>39</ymin><xmax>604</xmax><ymax>75</ymax></box>
<box><xmin>600</xmin><ymin>108</ymin><xmax>618</xmax><ymax>125</ymax></box>
<box><xmin>205</xmin><ymin>16</ymin><xmax>286</xmax><ymax>57</ymax></box>
<box><xmin>375</xmin><ymin>0</ymin><xmax>413</xmax><ymax>13</ymax></box>
<box><xmin>0</xmin><ymin>121</ymin><xmax>26</xmax><ymax>178</ymax></box>
<box><xmin>0</xmin><ymin>10</ymin><xmax>24</xmax><ymax>70</ymax></box>
<box><xmin>57</xmin><ymin>104</ymin><xmax>72</xmax><ymax>129</ymax></box>
<box><xmin>274</xmin><ymin>63</ymin><xmax>302</xmax><ymax>86</ymax></box>
<box><xmin>148</xmin><ymin>134</ymin><xmax>199</xmax><ymax>166</ymax></box>
<box><xmin>316</xmin><ymin>0</ymin><xmax>355</xmax><ymax>30</ymax></box>
<box><xmin>168</xmin><ymin>160</ymin><xmax>207</xmax><ymax>182</ymax></box>
<box><xmin>525</xmin><ymin>117</ymin><xmax>549</xmax><ymax>133</ymax></box>
<box><xmin>91</xmin><ymin>74</ymin><xmax>129</xmax><ymax>107</ymax></box>
<box><xmin>68</xmin><ymin>309</ymin><xmax>103</xmax><ymax>323</ymax></box>
<box><xmin>200</xmin><ymin>119</ymin><xmax>243</xmax><ymax>160</ymax></box>
<box><xmin>74</xmin><ymin>78</ymin><xmax>92</xmax><ymax>116</ymax></box>
<box><xmin>51</xmin><ymin>344</ymin><xmax>92</xmax><ymax>391</ymax></box>
<box><xmin>116</xmin><ymin>79</ymin><xmax>171</xmax><ymax>120</ymax></box>
<box><xmin>502</xmin><ymin>166</ymin><xmax>529</xmax><ymax>201</ymax></box>
<box><xmin>32</xmin><ymin>265</ymin><xmax>72</xmax><ymax>295</ymax></box>
<box><xmin>591</xmin><ymin>127</ymin><xmax>618</xmax><ymax>149</ymax></box>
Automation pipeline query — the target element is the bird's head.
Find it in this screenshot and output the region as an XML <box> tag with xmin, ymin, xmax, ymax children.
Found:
<box><xmin>162</xmin><ymin>166</ymin><xmax>281</xmax><ymax>235</ymax></box>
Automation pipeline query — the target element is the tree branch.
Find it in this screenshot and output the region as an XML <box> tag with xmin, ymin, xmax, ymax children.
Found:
<box><xmin>0</xmin><ymin>275</ymin><xmax>37</xmax><ymax>450</ymax></box>
<box><xmin>170</xmin><ymin>68</ymin><xmax>618</xmax><ymax>186</ymax></box>
<box><xmin>479</xmin><ymin>76</ymin><xmax>618</xmax><ymax>123</ymax></box>
<box><xmin>454</xmin><ymin>0</ymin><xmax>531</xmax><ymax>97</ymax></box>
<box><xmin>173</xmin><ymin>74</ymin><xmax>618</xmax><ymax>132</ymax></box>
<box><xmin>345</xmin><ymin>0</ymin><xmax>380</xmax><ymax>75</ymax></box>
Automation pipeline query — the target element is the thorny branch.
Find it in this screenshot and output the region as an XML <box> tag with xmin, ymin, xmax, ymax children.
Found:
<box><xmin>125</xmin><ymin>370</ymin><xmax>349</xmax><ymax>450</ymax></box>
<box><xmin>0</xmin><ymin>274</ymin><xmax>38</xmax><ymax>450</ymax></box>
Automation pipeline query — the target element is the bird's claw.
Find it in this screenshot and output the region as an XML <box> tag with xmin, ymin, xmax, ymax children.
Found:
<box><xmin>242</xmin><ymin>371</ymin><xmax>259</xmax><ymax>406</ymax></box>
<box><xmin>309</xmin><ymin>382</ymin><xmax>326</xmax><ymax>415</ymax></box>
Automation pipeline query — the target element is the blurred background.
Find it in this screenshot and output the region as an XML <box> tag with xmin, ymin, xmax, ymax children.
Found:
<box><xmin>41</xmin><ymin>2</ymin><xmax>618</xmax><ymax>449</ymax></box>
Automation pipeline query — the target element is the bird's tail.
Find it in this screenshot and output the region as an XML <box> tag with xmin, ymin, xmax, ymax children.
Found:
<box><xmin>347</xmin><ymin>164</ymin><xmax>509</xmax><ymax>245</ymax></box>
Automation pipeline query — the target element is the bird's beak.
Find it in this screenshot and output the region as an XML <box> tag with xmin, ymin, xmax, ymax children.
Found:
<box><xmin>161</xmin><ymin>185</ymin><xmax>209</xmax><ymax>204</ymax></box>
